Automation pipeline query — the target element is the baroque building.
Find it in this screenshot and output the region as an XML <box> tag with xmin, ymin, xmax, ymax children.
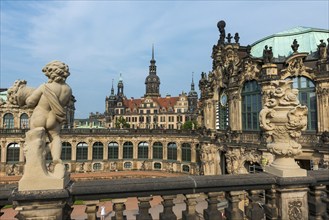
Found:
<box><xmin>198</xmin><ymin>21</ymin><xmax>329</xmax><ymax>175</ymax></box>
<box><xmin>104</xmin><ymin>46</ymin><xmax>199</xmax><ymax>129</ymax></box>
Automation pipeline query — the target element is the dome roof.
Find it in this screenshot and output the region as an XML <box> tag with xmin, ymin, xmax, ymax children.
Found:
<box><xmin>250</xmin><ymin>27</ymin><xmax>329</xmax><ymax>58</ymax></box>
<box><xmin>145</xmin><ymin>74</ymin><xmax>160</xmax><ymax>83</ymax></box>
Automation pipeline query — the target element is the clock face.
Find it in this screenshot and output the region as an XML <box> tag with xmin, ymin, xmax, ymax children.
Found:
<box><xmin>220</xmin><ymin>93</ymin><xmax>227</xmax><ymax>106</ymax></box>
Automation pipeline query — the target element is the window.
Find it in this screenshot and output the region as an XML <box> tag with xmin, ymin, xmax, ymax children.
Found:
<box><xmin>7</xmin><ymin>143</ymin><xmax>19</xmax><ymax>163</ymax></box>
<box><xmin>138</xmin><ymin>142</ymin><xmax>149</xmax><ymax>159</ymax></box>
<box><xmin>242</xmin><ymin>81</ymin><xmax>261</xmax><ymax>131</ymax></box>
<box><xmin>288</xmin><ymin>76</ymin><xmax>317</xmax><ymax>131</ymax></box>
<box><xmin>108</xmin><ymin>142</ymin><xmax>119</xmax><ymax>159</ymax></box>
<box><xmin>154</xmin><ymin>162</ymin><xmax>162</xmax><ymax>170</ymax></box>
<box><xmin>20</xmin><ymin>113</ymin><xmax>29</xmax><ymax>129</ymax></box>
<box><xmin>182</xmin><ymin>165</ymin><xmax>190</xmax><ymax>173</ymax></box>
<box><xmin>123</xmin><ymin>141</ymin><xmax>133</xmax><ymax>159</ymax></box>
<box><xmin>3</xmin><ymin>113</ymin><xmax>14</xmax><ymax>129</ymax></box>
<box><xmin>124</xmin><ymin>162</ymin><xmax>132</xmax><ymax>169</ymax></box>
<box><xmin>217</xmin><ymin>92</ymin><xmax>228</xmax><ymax>130</ymax></box>
<box><xmin>182</xmin><ymin>143</ymin><xmax>191</xmax><ymax>162</ymax></box>
<box><xmin>92</xmin><ymin>142</ymin><xmax>103</xmax><ymax>160</ymax></box>
<box><xmin>93</xmin><ymin>163</ymin><xmax>102</xmax><ymax>171</ymax></box>
<box><xmin>77</xmin><ymin>142</ymin><xmax>88</xmax><ymax>161</ymax></box>
<box><xmin>61</xmin><ymin>142</ymin><xmax>72</xmax><ymax>161</ymax></box>
<box><xmin>153</xmin><ymin>142</ymin><xmax>163</xmax><ymax>159</ymax></box>
<box><xmin>167</xmin><ymin>142</ymin><xmax>177</xmax><ymax>161</ymax></box>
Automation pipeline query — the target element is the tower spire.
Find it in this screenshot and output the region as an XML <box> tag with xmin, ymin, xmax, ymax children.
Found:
<box><xmin>152</xmin><ymin>44</ymin><xmax>154</xmax><ymax>61</ymax></box>
<box><xmin>111</xmin><ymin>79</ymin><xmax>114</xmax><ymax>95</ymax></box>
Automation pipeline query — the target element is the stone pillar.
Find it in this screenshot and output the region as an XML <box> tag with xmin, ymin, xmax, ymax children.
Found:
<box><xmin>84</xmin><ymin>200</ymin><xmax>99</xmax><ymax>220</ymax></box>
<box><xmin>264</xmin><ymin>188</ymin><xmax>278</xmax><ymax>220</ymax></box>
<box><xmin>11</xmin><ymin>188</ymin><xmax>72</xmax><ymax>220</ymax></box>
<box><xmin>19</xmin><ymin>141</ymin><xmax>25</xmax><ymax>163</ymax></box>
<box><xmin>148</xmin><ymin>142</ymin><xmax>153</xmax><ymax>160</ymax></box>
<box><xmin>136</xmin><ymin>196</ymin><xmax>153</xmax><ymax>220</ymax></box>
<box><xmin>111</xmin><ymin>198</ymin><xmax>127</xmax><ymax>220</ymax></box>
<box><xmin>203</xmin><ymin>192</ymin><xmax>223</xmax><ymax>220</ymax></box>
<box><xmin>104</xmin><ymin>142</ymin><xmax>108</xmax><ymax>160</ymax></box>
<box><xmin>225</xmin><ymin>191</ymin><xmax>244</xmax><ymax>220</ymax></box>
<box><xmin>118</xmin><ymin>142</ymin><xmax>123</xmax><ymax>160</ymax></box>
<box><xmin>316</xmin><ymin>81</ymin><xmax>329</xmax><ymax>132</ymax></box>
<box><xmin>177</xmin><ymin>143</ymin><xmax>182</xmax><ymax>163</ymax></box>
<box><xmin>163</xmin><ymin>142</ymin><xmax>168</xmax><ymax>160</ymax></box>
<box><xmin>227</xmin><ymin>88</ymin><xmax>241</xmax><ymax>131</ymax></box>
<box><xmin>276</xmin><ymin>186</ymin><xmax>309</xmax><ymax>220</ymax></box>
<box><xmin>245</xmin><ymin>190</ymin><xmax>264</xmax><ymax>220</ymax></box>
<box><xmin>182</xmin><ymin>194</ymin><xmax>200</xmax><ymax>220</ymax></box>
<box><xmin>160</xmin><ymin>195</ymin><xmax>177</xmax><ymax>220</ymax></box>
<box><xmin>71</xmin><ymin>141</ymin><xmax>77</xmax><ymax>161</ymax></box>
<box><xmin>191</xmin><ymin>144</ymin><xmax>196</xmax><ymax>163</ymax></box>
<box><xmin>88</xmin><ymin>142</ymin><xmax>93</xmax><ymax>161</ymax></box>
<box><xmin>308</xmin><ymin>185</ymin><xmax>327</xmax><ymax>219</ymax></box>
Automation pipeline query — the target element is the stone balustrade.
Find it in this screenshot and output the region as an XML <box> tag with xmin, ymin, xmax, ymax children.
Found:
<box><xmin>1</xmin><ymin>170</ymin><xmax>328</xmax><ymax>219</ymax></box>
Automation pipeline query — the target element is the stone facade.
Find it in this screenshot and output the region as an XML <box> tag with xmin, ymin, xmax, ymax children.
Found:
<box><xmin>198</xmin><ymin>20</ymin><xmax>329</xmax><ymax>175</ymax></box>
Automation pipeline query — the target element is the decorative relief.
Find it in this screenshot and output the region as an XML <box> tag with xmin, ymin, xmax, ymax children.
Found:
<box><xmin>260</xmin><ymin>80</ymin><xmax>308</xmax><ymax>156</ymax></box>
<box><xmin>288</xmin><ymin>200</ymin><xmax>303</xmax><ymax>220</ymax></box>
<box><xmin>225</xmin><ymin>148</ymin><xmax>261</xmax><ymax>174</ymax></box>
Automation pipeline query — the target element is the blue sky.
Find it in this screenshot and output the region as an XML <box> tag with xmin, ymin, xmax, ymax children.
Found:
<box><xmin>1</xmin><ymin>1</ymin><xmax>328</xmax><ymax>118</ymax></box>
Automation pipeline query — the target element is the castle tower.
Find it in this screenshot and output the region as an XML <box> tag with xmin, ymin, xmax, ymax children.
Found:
<box><xmin>144</xmin><ymin>45</ymin><xmax>160</xmax><ymax>97</ymax></box>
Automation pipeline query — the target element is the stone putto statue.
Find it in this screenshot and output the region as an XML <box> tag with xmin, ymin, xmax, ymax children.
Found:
<box><xmin>8</xmin><ymin>60</ymin><xmax>72</xmax><ymax>191</ymax></box>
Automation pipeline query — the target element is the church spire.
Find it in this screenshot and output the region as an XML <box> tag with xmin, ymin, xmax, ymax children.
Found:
<box><xmin>111</xmin><ymin>79</ymin><xmax>114</xmax><ymax>95</ymax></box>
<box><xmin>191</xmin><ymin>72</ymin><xmax>195</xmax><ymax>91</ymax></box>
<box><xmin>149</xmin><ymin>44</ymin><xmax>156</xmax><ymax>73</ymax></box>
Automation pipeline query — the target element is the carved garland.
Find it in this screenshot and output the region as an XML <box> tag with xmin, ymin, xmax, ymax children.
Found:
<box><xmin>288</xmin><ymin>200</ymin><xmax>303</xmax><ymax>220</ymax></box>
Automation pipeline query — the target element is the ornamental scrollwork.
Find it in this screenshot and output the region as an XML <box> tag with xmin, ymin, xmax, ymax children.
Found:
<box><xmin>288</xmin><ymin>200</ymin><xmax>303</xmax><ymax>220</ymax></box>
<box><xmin>259</xmin><ymin>80</ymin><xmax>308</xmax><ymax>157</ymax></box>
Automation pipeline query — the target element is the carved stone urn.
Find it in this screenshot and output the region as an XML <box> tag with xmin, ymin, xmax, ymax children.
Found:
<box><xmin>260</xmin><ymin>80</ymin><xmax>308</xmax><ymax>177</ymax></box>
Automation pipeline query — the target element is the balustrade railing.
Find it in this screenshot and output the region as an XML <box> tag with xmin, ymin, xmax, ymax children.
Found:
<box><xmin>1</xmin><ymin>170</ymin><xmax>328</xmax><ymax>220</ymax></box>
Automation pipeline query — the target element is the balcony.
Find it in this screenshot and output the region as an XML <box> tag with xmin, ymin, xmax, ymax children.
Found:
<box><xmin>1</xmin><ymin>170</ymin><xmax>328</xmax><ymax>219</ymax></box>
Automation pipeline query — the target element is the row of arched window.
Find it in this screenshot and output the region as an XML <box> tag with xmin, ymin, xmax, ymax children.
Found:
<box><xmin>3</xmin><ymin>141</ymin><xmax>192</xmax><ymax>163</ymax></box>
<box><xmin>2</xmin><ymin>113</ymin><xmax>29</xmax><ymax>129</ymax></box>
<box><xmin>218</xmin><ymin>76</ymin><xmax>317</xmax><ymax>131</ymax></box>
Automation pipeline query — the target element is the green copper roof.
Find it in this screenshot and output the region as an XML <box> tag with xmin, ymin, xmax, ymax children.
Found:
<box><xmin>0</xmin><ymin>91</ymin><xmax>7</xmax><ymax>102</ymax></box>
<box><xmin>251</xmin><ymin>27</ymin><xmax>329</xmax><ymax>58</ymax></box>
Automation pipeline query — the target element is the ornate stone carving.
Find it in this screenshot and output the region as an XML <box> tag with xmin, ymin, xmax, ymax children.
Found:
<box><xmin>317</xmin><ymin>39</ymin><xmax>327</xmax><ymax>60</ymax></box>
<box><xmin>200</xmin><ymin>143</ymin><xmax>219</xmax><ymax>175</ymax></box>
<box><xmin>225</xmin><ymin>148</ymin><xmax>261</xmax><ymax>174</ymax></box>
<box><xmin>260</xmin><ymin>80</ymin><xmax>308</xmax><ymax>177</ymax></box>
<box><xmin>11</xmin><ymin>61</ymin><xmax>72</xmax><ymax>191</ymax></box>
<box><xmin>288</xmin><ymin>200</ymin><xmax>303</xmax><ymax>220</ymax></box>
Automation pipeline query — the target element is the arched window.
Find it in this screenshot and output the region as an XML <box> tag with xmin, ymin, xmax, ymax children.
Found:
<box><xmin>242</xmin><ymin>80</ymin><xmax>261</xmax><ymax>131</ymax></box>
<box><xmin>182</xmin><ymin>165</ymin><xmax>190</xmax><ymax>173</ymax></box>
<box><xmin>92</xmin><ymin>142</ymin><xmax>103</xmax><ymax>160</ymax></box>
<box><xmin>76</xmin><ymin>142</ymin><xmax>88</xmax><ymax>161</ymax></box>
<box><xmin>108</xmin><ymin>142</ymin><xmax>119</xmax><ymax>159</ymax></box>
<box><xmin>123</xmin><ymin>141</ymin><xmax>133</xmax><ymax>159</ymax></box>
<box><xmin>216</xmin><ymin>91</ymin><xmax>228</xmax><ymax>130</ymax></box>
<box><xmin>167</xmin><ymin>142</ymin><xmax>177</xmax><ymax>161</ymax></box>
<box><xmin>182</xmin><ymin>143</ymin><xmax>191</xmax><ymax>162</ymax></box>
<box><xmin>61</xmin><ymin>142</ymin><xmax>72</xmax><ymax>161</ymax></box>
<box><xmin>154</xmin><ymin>162</ymin><xmax>162</xmax><ymax>170</ymax></box>
<box><xmin>153</xmin><ymin>142</ymin><xmax>163</xmax><ymax>160</ymax></box>
<box><xmin>288</xmin><ymin>76</ymin><xmax>317</xmax><ymax>131</ymax></box>
<box><xmin>20</xmin><ymin>113</ymin><xmax>29</xmax><ymax>129</ymax></box>
<box><xmin>3</xmin><ymin>113</ymin><xmax>14</xmax><ymax>129</ymax></box>
<box><xmin>7</xmin><ymin>143</ymin><xmax>19</xmax><ymax>163</ymax></box>
<box><xmin>138</xmin><ymin>142</ymin><xmax>148</xmax><ymax>159</ymax></box>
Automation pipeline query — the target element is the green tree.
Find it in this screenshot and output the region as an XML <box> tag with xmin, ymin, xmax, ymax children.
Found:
<box><xmin>182</xmin><ymin>120</ymin><xmax>197</xmax><ymax>130</ymax></box>
<box><xmin>115</xmin><ymin>116</ymin><xmax>130</xmax><ymax>128</ymax></box>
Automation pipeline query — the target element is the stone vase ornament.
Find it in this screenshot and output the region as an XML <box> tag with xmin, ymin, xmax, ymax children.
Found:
<box><xmin>259</xmin><ymin>80</ymin><xmax>308</xmax><ymax>177</ymax></box>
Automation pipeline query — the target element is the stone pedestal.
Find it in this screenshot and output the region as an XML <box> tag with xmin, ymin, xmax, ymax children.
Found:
<box><xmin>18</xmin><ymin>128</ymin><xmax>70</xmax><ymax>191</ymax></box>
<box><xmin>11</xmin><ymin>188</ymin><xmax>72</xmax><ymax>220</ymax></box>
<box><xmin>276</xmin><ymin>187</ymin><xmax>309</xmax><ymax>220</ymax></box>
<box><xmin>262</xmin><ymin>63</ymin><xmax>278</xmax><ymax>76</ymax></box>
<box><xmin>265</xmin><ymin>157</ymin><xmax>307</xmax><ymax>177</ymax></box>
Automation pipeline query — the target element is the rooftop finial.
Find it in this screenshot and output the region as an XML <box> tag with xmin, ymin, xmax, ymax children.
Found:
<box><xmin>152</xmin><ymin>44</ymin><xmax>154</xmax><ymax>60</ymax></box>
